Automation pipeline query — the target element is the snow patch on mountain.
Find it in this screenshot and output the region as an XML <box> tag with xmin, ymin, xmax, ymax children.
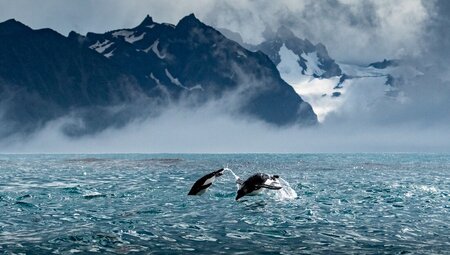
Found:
<box><xmin>112</xmin><ymin>30</ymin><xmax>133</xmax><ymax>38</ymax></box>
<box><xmin>89</xmin><ymin>40</ymin><xmax>114</xmax><ymax>54</ymax></box>
<box><xmin>112</xmin><ymin>30</ymin><xmax>145</xmax><ymax>44</ymax></box>
<box><xmin>144</xmin><ymin>40</ymin><xmax>165</xmax><ymax>59</ymax></box>
<box><xmin>104</xmin><ymin>49</ymin><xmax>115</xmax><ymax>58</ymax></box>
<box><xmin>189</xmin><ymin>84</ymin><xmax>204</xmax><ymax>91</ymax></box>
<box><xmin>275</xmin><ymin>44</ymin><xmax>328</xmax><ymax>81</ymax></box>
<box><xmin>149</xmin><ymin>72</ymin><xmax>160</xmax><ymax>84</ymax></box>
<box><xmin>301</xmin><ymin>51</ymin><xmax>325</xmax><ymax>77</ymax></box>
<box><xmin>276</xmin><ymin>44</ymin><xmax>303</xmax><ymax>84</ymax></box>
<box><xmin>163</xmin><ymin>69</ymin><xmax>203</xmax><ymax>91</ymax></box>
<box><xmin>125</xmin><ymin>32</ymin><xmax>146</xmax><ymax>43</ymax></box>
<box><xmin>165</xmin><ymin>68</ymin><xmax>188</xmax><ymax>89</ymax></box>
<box><xmin>237</xmin><ymin>50</ymin><xmax>247</xmax><ymax>58</ymax></box>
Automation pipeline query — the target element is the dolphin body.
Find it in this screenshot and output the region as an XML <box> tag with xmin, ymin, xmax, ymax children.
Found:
<box><xmin>188</xmin><ymin>168</ymin><xmax>225</xmax><ymax>195</ymax></box>
<box><xmin>235</xmin><ymin>173</ymin><xmax>282</xmax><ymax>200</ymax></box>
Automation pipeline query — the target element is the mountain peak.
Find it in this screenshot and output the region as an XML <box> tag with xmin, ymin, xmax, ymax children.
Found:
<box><xmin>184</xmin><ymin>13</ymin><xmax>198</xmax><ymax>21</ymax></box>
<box><xmin>68</xmin><ymin>30</ymin><xmax>86</xmax><ymax>43</ymax></box>
<box><xmin>0</xmin><ymin>18</ymin><xmax>32</xmax><ymax>35</ymax></box>
<box><xmin>177</xmin><ymin>13</ymin><xmax>202</xmax><ymax>28</ymax></box>
<box><xmin>138</xmin><ymin>15</ymin><xmax>154</xmax><ymax>27</ymax></box>
<box><xmin>68</xmin><ymin>30</ymin><xmax>80</xmax><ymax>38</ymax></box>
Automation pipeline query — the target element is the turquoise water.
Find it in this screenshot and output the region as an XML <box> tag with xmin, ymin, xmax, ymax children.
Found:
<box><xmin>0</xmin><ymin>154</ymin><xmax>449</xmax><ymax>254</ymax></box>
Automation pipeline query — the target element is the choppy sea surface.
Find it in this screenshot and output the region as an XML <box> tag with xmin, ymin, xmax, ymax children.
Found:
<box><xmin>0</xmin><ymin>154</ymin><xmax>449</xmax><ymax>254</ymax></box>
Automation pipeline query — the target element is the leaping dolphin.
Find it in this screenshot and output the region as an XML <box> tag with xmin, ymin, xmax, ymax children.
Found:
<box><xmin>235</xmin><ymin>173</ymin><xmax>282</xmax><ymax>200</ymax></box>
<box><xmin>188</xmin><ymin>168</ymin><xmax>224</xmax><ymax>195</ymax></box>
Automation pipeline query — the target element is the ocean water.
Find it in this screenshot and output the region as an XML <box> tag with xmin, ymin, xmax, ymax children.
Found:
<box><xmin>0</xmin><ymin>154</ymin><xmax>449</xmax><ymax>254</ymax></box>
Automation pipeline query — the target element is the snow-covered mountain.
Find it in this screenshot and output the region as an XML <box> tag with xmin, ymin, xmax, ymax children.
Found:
<box><xmin>292</xmin><ymin>57</ymin><xmax>426</xmax><ymax>122</ymax></box>
<box><xmin>252</xmin><ymin>26</ymin><xmax>341</xmax><ymax>79</ymax></box>
<box><xmin>276</xmin><ymin>50</ymin><xmax>411</xmax><ymax>122</ymax></box>
<box><xmin>219</xmin><ymin>27</ymin><xmax>416</xmax><ymax>122</ymax></box>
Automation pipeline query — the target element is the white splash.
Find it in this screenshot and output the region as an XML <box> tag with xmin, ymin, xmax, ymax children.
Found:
<box><xmin>223</xmin><ymin>167</ymin><xmax>240</xmax><ymax>180</ymax></box>
<box><xmin>224</xmin><ymin>168</ymin><xmax>298</xmax><ymax>200</ymax></box>
<box><xmin>272</xmin><ymin>177</ymin><xmax>298</xmax><ymax>200</ymax></box>
<box><xmin>224</xmin><ymin>167</ymin><xmax>241</xmax><ymax>189</ymax></box>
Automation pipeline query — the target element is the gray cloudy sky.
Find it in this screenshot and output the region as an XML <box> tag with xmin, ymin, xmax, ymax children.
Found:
<box><xmin>0</xmin><ymin>0</ymin><xmax>449</xmax><ymax>152</ymax></box>
<box><xmin>0</xmin><ymin>0</ymin><xmax>438</xmax><ymax>64</ymax></box>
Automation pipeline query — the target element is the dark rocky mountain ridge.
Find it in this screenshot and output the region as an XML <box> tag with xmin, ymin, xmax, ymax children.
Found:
<box><xmin>0</xmin><ymin>14</ymin><xmax>317</xmax><ymax>138</ymax></box>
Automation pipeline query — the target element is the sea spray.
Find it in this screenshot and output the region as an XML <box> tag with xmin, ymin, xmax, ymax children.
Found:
<box><xmin>224</xmin><ymin>167</ymin><xmax>241</xmax><ymax>189</ymax></box>
<box><xmin>272</xmin><ymin>177</ymin><xmax>298</xmax><ymax>200</ymax></box>
<box><xmin>225</xmin><ymin>167</ymin><xmax>297</xmax><ymax>200</ymax></box>
<box><xmin>223</xmin><ymin>167</ymin><xmax>240</xmax><ymax>180</ymax></box>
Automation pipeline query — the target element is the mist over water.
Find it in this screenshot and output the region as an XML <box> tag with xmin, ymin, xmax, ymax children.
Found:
<box><xmin>1</xmin><ymin>101</ymin><xmax>449</xmax><ymax>153</ymax></box>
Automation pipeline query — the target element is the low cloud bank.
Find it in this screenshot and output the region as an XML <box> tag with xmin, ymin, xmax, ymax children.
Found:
<box><xmin>1</xmin><ymin>100</ymin><xmax>449</xmax><ymax>153</ymax></box>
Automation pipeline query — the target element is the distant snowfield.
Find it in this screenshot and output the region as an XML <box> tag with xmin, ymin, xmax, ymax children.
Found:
<box><xmin>277</xmin><ymin>44</ymin><xmax>399</xmax><ymax>122</ymax></box>
<box><xmin>277</xmin><ymin>43</ymin><xmax>347</xmax><ymax>122</ymax></box>
<box><xmin>290</xmin><ymin>77</ymin><xmax>344</xmax><ymax>122</ymax></box>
